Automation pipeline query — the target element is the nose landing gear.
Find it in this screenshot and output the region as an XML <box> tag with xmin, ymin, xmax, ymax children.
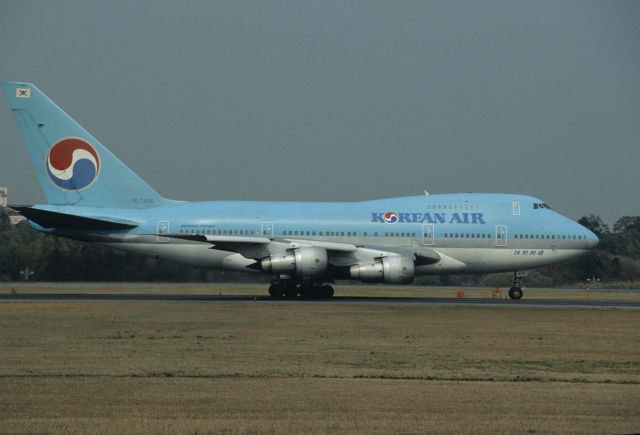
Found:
<box><xmin>509</xmin><ymin>271</ymin><xmax>526</xmax><ymax>300</ymax></box>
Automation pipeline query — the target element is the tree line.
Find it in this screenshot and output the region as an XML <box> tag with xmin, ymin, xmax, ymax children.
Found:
<box><xmin>1</xmin><ymin>209</ymin><xmax>639</xmax><ymax>287</ymax></box>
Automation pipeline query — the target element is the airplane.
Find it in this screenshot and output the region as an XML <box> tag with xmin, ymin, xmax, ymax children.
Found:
<box><xmin>1</xmin><ymin>82</ymin><xmax>599</xmax><ymax>300</ymax></box>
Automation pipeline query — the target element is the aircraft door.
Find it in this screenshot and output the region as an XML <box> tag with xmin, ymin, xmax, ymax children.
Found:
<box><xmin>157</xmin><ymin>221</ymin><xmax>170</xmax><ymax>243</ymax></box>
<box><xmin>422</xmin><ymin>224</ymin><xmax>434</xmax><ymax>246</ymax></box>
<box><xmin>261</xmin><ymin>222</ymin><xmax>274</xmax><ymax>237</ymax></box>
<box><xmin>495</xmin><ymin>225</ymin><xmax>508</xmax><ymax>247</ymax></box>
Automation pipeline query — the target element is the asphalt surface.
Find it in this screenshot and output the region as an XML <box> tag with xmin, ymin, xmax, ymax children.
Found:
<box><xmin>1</xmin><ymin>293</ymin><xmax>639</xmax><ymax>309</ymax></box>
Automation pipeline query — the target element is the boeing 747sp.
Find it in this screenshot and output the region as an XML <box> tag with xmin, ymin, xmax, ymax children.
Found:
<box><xmin>2</xmin><ymin>82</ymin><xmax>598</xmax><ymax>299</ymax></box>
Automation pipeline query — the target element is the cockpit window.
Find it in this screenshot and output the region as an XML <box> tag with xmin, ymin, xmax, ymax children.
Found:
<box><xmin>533</xmin><ymin>203</ymin><xmax>552</xmax><ymax>210</ymax></box>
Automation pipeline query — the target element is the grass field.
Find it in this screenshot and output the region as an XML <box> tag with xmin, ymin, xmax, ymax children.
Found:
<box><xmin>0</xmin><ymin>283</ymin><xmax>639</xmax><ymax>433</ymax></box>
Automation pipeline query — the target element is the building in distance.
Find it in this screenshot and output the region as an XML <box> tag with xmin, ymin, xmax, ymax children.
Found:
<box><xmin>0</xmin><ymin>187</ymin><xmax>26</xmax><ymax>225</ymax></box>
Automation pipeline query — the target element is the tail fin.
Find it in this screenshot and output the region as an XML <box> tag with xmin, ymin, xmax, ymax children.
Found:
<box><xmin>2</xmin><ymin>82</ymin><xmax>165</xmax><ymax>208</ymax></box>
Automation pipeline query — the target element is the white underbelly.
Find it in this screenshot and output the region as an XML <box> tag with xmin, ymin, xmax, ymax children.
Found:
<box><xmin>416</xmin><ymin>247</ymin><xmax>587</xmax><ymax>274</ymax></box>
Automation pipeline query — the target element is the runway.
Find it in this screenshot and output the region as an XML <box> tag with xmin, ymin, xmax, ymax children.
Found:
<box><xmin>1</xmin><ymin>293</ymin><xmax>639</xmax><ymax>309</ymax></box>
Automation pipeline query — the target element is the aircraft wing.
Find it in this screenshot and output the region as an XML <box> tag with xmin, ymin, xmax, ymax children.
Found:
<box><xmin>170</xmin><ymin>234</ymin><xmax>440</xmax><ymax>266</ymax></box>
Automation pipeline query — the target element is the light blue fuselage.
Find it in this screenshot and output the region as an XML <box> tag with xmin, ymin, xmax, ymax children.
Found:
<box><xmin>34</xmin><ymin>193</ymin><xmax>598</xmax><ymax>275</ymax></box>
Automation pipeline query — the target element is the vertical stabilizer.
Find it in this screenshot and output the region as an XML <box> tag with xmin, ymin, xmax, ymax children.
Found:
<box><xmin>2</xmin><ymin>82</ymin><xmax>164</xmax><ymax>208</ymax></box>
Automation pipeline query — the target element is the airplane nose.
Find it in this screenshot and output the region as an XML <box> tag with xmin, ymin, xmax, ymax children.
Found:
<box><xmin>583</xmin><ymin>227</ymin><xmax>599</xmax><ymax>249</ymax></box>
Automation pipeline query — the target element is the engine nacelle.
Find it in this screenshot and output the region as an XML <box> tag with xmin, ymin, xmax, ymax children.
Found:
<box><xmin>349</xmin><ymin>256</ymin><xmax>415</xmax><ymax>284</ymax></box>
<box><xmin>260</xmin><ymin>246</ymin><xmax>328</xmax><ymax>278</ymax></box>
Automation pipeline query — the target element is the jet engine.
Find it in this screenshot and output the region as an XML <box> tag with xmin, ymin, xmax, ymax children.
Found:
<box><xmin>349</xmin><ymin>256</ymin><xmax>415</xmax><ymax>284</ymax></box>
<box><xmin>260</xmin><ymin>246</ymin><xmax>328</xmax><ymax>277</ymax></box>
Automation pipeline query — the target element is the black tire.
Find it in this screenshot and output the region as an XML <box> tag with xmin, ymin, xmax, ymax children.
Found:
<box><xmin>268</xmin><ymin>283</ymin><xmax>283</xmax><ymax>298</ymax></box>
<box><xmin>284</xmin><ymin>283</ymin><xmax>299</xmax><ymax>299</ymax></box>
<box><xmin>508</xmin><ymin>286</ymin><xmax>523</xmax><ymax>300</ymax></box>
<box><xmin>299</xmin><ymin>284</ymin><xmax>315</xmax><ymax>299</ymax></box>
<box><xmin>321</xmin><ymin>285</ymin><xmax>334</xmax><ymax>299</ymax></box>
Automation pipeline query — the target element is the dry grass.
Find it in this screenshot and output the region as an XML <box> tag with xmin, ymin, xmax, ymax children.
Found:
<box><xmin>0</xmin><ymin>287</ymin><xmax>639</xmax><ymax>433</ymax></box>
<box><xmin>1</xmin><ymin>378</ymin><xmax>638</xmax><ymax>434</ymax></box>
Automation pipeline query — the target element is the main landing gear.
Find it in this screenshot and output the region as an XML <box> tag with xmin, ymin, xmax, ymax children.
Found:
<box><xmin>509</xmin><ymin>271</ymin><xmax>525</xmax><ymax>300</ymax></box>
<box><xmin>268</xmin><ymin>280</ymin><xmax>334</xmax><ymax>299</ymax></box>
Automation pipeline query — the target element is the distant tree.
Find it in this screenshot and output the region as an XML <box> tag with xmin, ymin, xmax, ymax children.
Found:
<box><xmin>578</xmin><ymin>214</ymin><xmax>609</xmax><ymax>237</ymax></box>
<box><xmin>0</xmin><ymin>209</ymin><xmax>10</xmax><ymax>230</ymax></box>
<box><xmin>613</xmin><ymin>216</ymin><xmax>640</xmax><ymax>233</ymax></box>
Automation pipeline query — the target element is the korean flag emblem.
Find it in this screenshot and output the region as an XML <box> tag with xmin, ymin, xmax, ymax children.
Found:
<box><xmin>16</xmin><ymin>88</ymin><xmax>31</xmax><ymax>98</ymax></box>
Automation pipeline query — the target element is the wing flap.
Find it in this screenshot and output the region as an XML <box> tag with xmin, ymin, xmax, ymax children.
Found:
<box><xmin>174</xmin><ymin>234</ymin><xmax>272</xmax><ymax>244</ymax></box>
<box><xmin>285</xmin><ymin>239</ymin><xmax>358</xmax><ymax>252</ymax></box>
<box><xmin>168</xmin><ymin>233</ymin><xmax>276</xmax><ymax>258</ymax></box>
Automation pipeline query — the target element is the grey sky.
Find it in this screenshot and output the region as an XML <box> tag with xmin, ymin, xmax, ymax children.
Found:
<box><xmin>1</xmin><ymin>1</ymin><xmax>639</xmax><ymax>224</ymax></box>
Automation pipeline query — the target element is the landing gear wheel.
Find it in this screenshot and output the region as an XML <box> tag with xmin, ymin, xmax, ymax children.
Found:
<box><xmin>320</xmin><ymin>285</ymin><xmax>334</xmax><ymax>299</ymax></box>
<box><xmin>299</xmin><ymin>284</ymin><xmax>316</xmax><ymax>299</ymax></box>
<box><xmin>268</xmin><ymin>283</ymin><xmax>283</xmax><ymax>298</ymax></box>
<box><xmin>284</xmin><ymin>283</ymin><xmax>299</xmax><ymax>299</ymax></box>
<box><xmin>508</xmin><ymin>286</ymin><xmax>523</xmax><ymax>300</ymax></box>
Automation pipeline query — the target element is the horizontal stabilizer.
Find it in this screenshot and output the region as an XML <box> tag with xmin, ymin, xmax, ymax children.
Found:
<box><xmin>12</xmin><ymin>206</ymin><xmax>138</xmax><ymax>230</ymax></box>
